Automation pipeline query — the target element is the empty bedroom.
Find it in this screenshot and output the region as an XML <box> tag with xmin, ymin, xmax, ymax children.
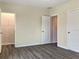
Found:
<box><xmin>0</xmin><ymin>0</ymin><xmax>79</xmax><ymax>59</ymax></box>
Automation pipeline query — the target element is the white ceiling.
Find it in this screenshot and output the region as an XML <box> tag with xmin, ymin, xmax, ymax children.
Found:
<box><xmin>0</xmin><ymin>0</ymin><xmax>68</xmax><ymax>8</ymax></box>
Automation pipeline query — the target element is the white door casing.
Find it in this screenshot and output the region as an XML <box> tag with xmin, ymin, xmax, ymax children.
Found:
<box><xmin>0</xmin><ymin>9</ymin><xmax>1</xmax><ymax>53</ymax></box>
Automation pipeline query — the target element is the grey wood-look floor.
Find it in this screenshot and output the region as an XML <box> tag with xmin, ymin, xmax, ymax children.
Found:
<box><xmin>0</xmin><ymin>44</ymin><xmax>79</xmax><ymax>59</ymax></box>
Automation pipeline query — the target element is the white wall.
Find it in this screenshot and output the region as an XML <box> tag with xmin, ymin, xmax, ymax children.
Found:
<box><xmin>0</xmin><ymin>2</ymin><xmax>48</xmax><ymax>47</ymax></box>
<box><xmin>49</xmin><ymin>0</ymin><xmax>79</xmax><ymax>48</ymax></box>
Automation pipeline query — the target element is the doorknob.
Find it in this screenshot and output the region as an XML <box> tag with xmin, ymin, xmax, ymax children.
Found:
<box><xmin>68</xmin><ymin>32</ymin><xmax>70</xmax><ymax>33</ymax></box>
<box><xmin>42</xmin><ymin>31</ymin><xmax>44</xmax><ymax>32</ymax></box>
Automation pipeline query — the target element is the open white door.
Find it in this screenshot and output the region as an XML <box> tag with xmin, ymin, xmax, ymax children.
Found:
<box><xmin>41</xmin><ymin>16</ymin><xmax>50</xmax><ymax>44</ymax></box>
<box><xmin>67</xmin><ymin>9</ymin><xmax>79</xmax><ymax>52</ymax></box>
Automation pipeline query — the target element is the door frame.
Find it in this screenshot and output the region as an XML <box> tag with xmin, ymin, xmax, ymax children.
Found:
<box><xmin>0</xmin><ymin>8</ymin><xmax>1</xmax><ymax>53</ymax></box>
<box><xmin>1</xmin><ymin>12</ymin><xmax>16</xmax><ymax>45</ymax></box>
<box><xmin>50</xmin><ymin>13</ymin><xmax>58</xmax><ymax>44</ymax></box>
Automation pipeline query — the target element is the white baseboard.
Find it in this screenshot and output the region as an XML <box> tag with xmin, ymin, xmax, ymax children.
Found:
<box><xmin>57</xmin><ymin>44</ymin><xmax>79</xmax><ymax>53</ymax></box>
<box><xmin>2</xmin><ymin>43</ymin><xmax>15</xmax><ymax>45</ymax></box>
<box><xmin>15</xmin><ymin>42</ymin><xmax>53</xmax><ymax>48</ymax></box>
<box><xmin>15</xmin><ymin>43</ymin><xmax>42</xmax><ymax>47</ymax></box>
<box><xmin>68</xmin><ymin>49</ymin><xmax>79</xmax><ymax>53</ymax></box>
<box><xmin>57</xmin><ymin>44</ymin><xmax>68</xmax><ymax>50</ymax></box>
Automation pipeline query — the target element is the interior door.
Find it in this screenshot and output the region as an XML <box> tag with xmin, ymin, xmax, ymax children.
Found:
<box><xmin>41</xmin><ymin>16</ymin><xmax>50</xmax><ymax>44</ymax></box>
<box><xmin>67</xmin><ymin>9</ymin><xmax>79</xmax><ymax>52</ymax></box>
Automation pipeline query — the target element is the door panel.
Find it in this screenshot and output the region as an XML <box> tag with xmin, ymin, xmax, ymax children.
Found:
<box><xmin>67</xmin><ymin>10</ymin><xmax>79</xmax><ymax>52</ymax></box>
<box><xmin>41</xmin><ymin>16</ymin><xmax>50</xmax><ymax>44</ymax></box>
<box><xmin>68</xmin><ymin>31</ymin><xmax>79</xmax><ymax>51</ymax></box>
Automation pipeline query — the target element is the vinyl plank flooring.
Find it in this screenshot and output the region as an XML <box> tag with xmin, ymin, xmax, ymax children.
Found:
<box><xmin>0</xmin><ymin>44</ymin><xmax>79</xmax><ymax>59</ymax></box>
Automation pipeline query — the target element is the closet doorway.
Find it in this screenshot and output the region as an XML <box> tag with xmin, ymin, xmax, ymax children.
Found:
<box><xmin>51</xmin><ymin>15</ymin><xmax>57</xmax><ymax>44</ymax></box>
<box><xmin>1</xmin><ymin>13</ymin><xmax>16</xmax><ymax>45</ymax></box>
